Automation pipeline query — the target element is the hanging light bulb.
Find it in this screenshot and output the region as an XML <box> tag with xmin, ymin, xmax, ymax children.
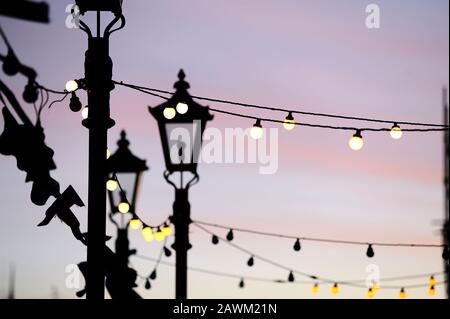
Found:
<box><xmin>247</xmin><ymin>256</ymin><xmax>255</xmax><ymax>267</ymax></box>
<box><xmin>69</xmin><ymin>92</ymin><xmax>82</xmax><ymax>112</ymax></box>
<box><xmin>311</xmin><ymin>283</ymin><xmax>319</xmax><ymax>294</ymax></box>
<box><xmin>65</xmin><ymin>80</ymin><xmax>78</xmax><ymax>92</ymax></box>
<box><xmin>118</xmin><ymin>200</ymin><xmax>130</xmax><ymax>214</ymax></box>
<box><xmin>288</xmin><ymin>271</ymin><xmax>295</xmax><ymax>282</ymax></box>
<box><xmin>428</xmin><ymin>286</ymin><xmax>436</xmax><ymax>296</ymax></box>
<box><xmin>163</xmin><ymin>107</ymin><xmax>176</xmax><ymax>120</ymax></box>
<box><xmin>149</xmin><ymin>269</ymin><xmax>157</xmax><ymax>280</ymax></box>
<box><xmin>366</xmin><ymin>244</ymin><xmax>375</xmax><ymax>258</ymax></box>
<box><xmin>443</xmin><ymin>246</ymin><xmax>449</xmax><ymax>261</ymax></box>
<box><xmin>164</xmin><ymin>246</ymin><xmax>172</xmax><ymax>257</ymax></box>
<box><xmin>142</xmin><ymin>225</ymin><xmax>154</xmax><ymax>242</ymax></box>
<box><xmin>81</xmin><ymin>106</ymin><xmax>89</xmax><ymax>119</ymax></box>
<box><xmin>144</xmin><ymin>279</ymin><xmax>151</xmax><ymax>290</ymax></box>
<box><xmin>155</xmin><ymin>228</ymin><xmax>165</xmax><ymax>241</ymax></box>
<box><xmin>283</xmin><ymin>112</ymin><xmax>296</xmax><ymax>131</ymax></box>
<box><xmin>348</xmin><ymin>130</ymin><xmax>364</xmax><ymax>151</ymax></box>
<box><xmin>367</xmin><ymin>288</ymin><xmax>375</xmax><ymax>299</ymax></box>
<box><xmin>226</xmin><ymin>229</ymin><xmax>234</xmax><ymax>241</ymax></box>
<box><xmin>428</xmin><ymin>275</ymin><xmax>437</xmax><ymax>286</ymax></box>
<box><xmin>212</xmin><ymin>234</ymin><xmax>219</xmax><ymax>245</ymax></box>
<box><xmin>162</xmin><ymin>223</ymin><xmax>173</xmax><ymax>236</ymax></box>
<box><xmin>250</xmin><ymin>119</ymin><xmax>263</xmax><ymax>140</ymax></box>
<box><xmin>106</xmin><ymin>178</ymin><xmax>118</xmax><ymax>192</ymax></box>
<box><xmin>239</xmin><ymin>278</ymin><xmax>245</xmax><ymax>288</ymax></box>
<box><xmin>331</xmin><ymin>283</ymin><xmax>339</xmax><ymax>295</ymax></box>
<box><xmin>176</xmin><ymin>102</ymin><xmax>189</xmax><ymax>114</ymax></box>
<box><xmin>293</xmin><ymin>238</ymin><xmax>301</xmax><ymax>252</ymax></box>
<box><xmin>129</xmin><ymin>216</ymin><xmax>142</xmax><ymax>230</ymax></box>
<box><xmin>399</xmin><ymin>288</ymin><xmax>406</xmax><ymax>299</ymax></box>
<box><xmin>390</xmin><ymin>123</ymin><xmax>403</xmax><ymax>140</ymax></box>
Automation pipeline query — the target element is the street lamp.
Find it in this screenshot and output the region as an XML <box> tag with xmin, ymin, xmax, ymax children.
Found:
<box><xmin>149</xmin><ymin>70</ymin><xmax>213</xmax><ymax>299</ymax></box>
<box><xmin>106</xmin><ymin>130</ymin><xmax>148</xmax><ymax>299</ymax></box>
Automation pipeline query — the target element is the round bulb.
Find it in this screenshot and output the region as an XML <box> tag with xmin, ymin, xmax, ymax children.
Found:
<box><xmin>163</xmin><ymin>107</ymin><xmax>176</xmax><ymax>120</ymax></box>
<box><xmin>367</xmin><ymin>288</ymin><xmax>375</xmax><ymax>299</ymax></box>
<box><xmin>142</xmin><ymin>227</ymin><xmax>154</xmax><ymax>242</ymax></box>
<box><xmin>129</xmin><ymin>218</ymin><xmax>141</xmax><ymax>230</ymax></box>
<box><xmin>349</xmin><ymin>131</ymin><xmax>364</xmax><ymax>151</ymax></box>
<box><xmin>118</xmin><ymin>202</ymin><xmax>130</xmax><ymax>214</ymax></box>
<box><xmin>312</xmin><ymin>283</ymin><xmax>319</xmax><ymax>294</ymax></box>
<box><xmin>399</xmin><ymin>288</ymin><xmax>406</xmax><ymax>299</ymax></box>
<box><xmin>162</xmin><ymin>225</ymin><xmax>173</xmax><ymax>236</ymax></box>
<box><xmin>65</xmin><ymin>80</ymin><xmax>78</xmax><ymax>92</ymax></box>
<box><xmin>106</xmin><ymin>179</ymin><xmax>118</xmax><ymax>192</ymax></box>
<box><xmin>155</xmin><ymin>229</ymin><xmax>165</xmax><ymax>241</ymax></box>
<box><xmin>283</xmin><ymin>113</ymin><xmax>296</xmax><ymax>131</ymax></box>
<box><xmin>250</xmin><ymin>121</ymin><xmax>263</xmax><ymax>140</ymax></box>
<box><xmin>81</xmin><ymin>106</ymin><xmax>89</xmax><ymax>119</ymax></box>
<box><xmin>429</xmin><ymin>276</ymin><xmax>437</xmax><ymax>286</ymax></box>
<box><xmin>331</xmin><ymin>283</ymin><xmax>339</xmax><ymax>295</ymax></box>
<box><xmin>428</xmin><ymin>286</ymin><xmax>436</xmax><ymax>296</ymax></box>
<box><xmin>176</xmin><ymin>102</ymin><xmax>189</xmax><ymax>114</ymax></box>
<box><xmin>390</xmin><ymin>124</ymin><xmax>403</xmax><ymax>140</ymax></box>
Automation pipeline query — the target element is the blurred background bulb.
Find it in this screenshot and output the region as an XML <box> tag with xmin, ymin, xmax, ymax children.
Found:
<box><xmin>65</xmin><ymin>80</ymin><xmax>78</xmax><ymax>92</ymax></box>
<box><xmin>428</xmin><ymin>276</ymin><xmax>437</xmax><ymax>286</ymax></box>
<box><xmin>399</xmin><ymin>288</ymin><xmax>406</xmax><ymax>299</ymax></box>
<box><xmin>142</xmin><ymin>227</ymin><xmax>154</xmax><ymax>242</ymax></box>
<box><xmin>348</xmin><ymin>130</ymin><xmax>364</xmax><ymax>151</ymax></box>
<box><xmin>367</xmin><ymin>288</ymin><xmax>375</xmax><ymax>299</ymax></box>
<box><xmin>283</xmin><ymin>112</ymin><xmax>296</xmax><ymax>131</ymax></box>
<box><xmin>331</xmin><ymin>283</ymin><xmax>339</xmax><ymax>295</ymax></box>
<box><xmin>155</xmin><ymin>228</ymin><xmax>165</xmax><ymax>241</ymax></box>
<box><xmin>390</xmin><ymin>123</ymin><xmax>403</xmax><ymax>140</ymax></box>
<box><xmin>428</xmin><ymin>286</ymin><xmax>436</xmax><ymax>296</ymax></box>
<box><xmin>162</xmin><ymin>224</ymin><xmax>173</xmax><ymax>236</ymax></box>
<box><xmin>129</xmin><ymin>217</ymin><xmax>142</xmax><ymax>230</ymax></box>
<box><xmin>118</xmin><ymin>201</ymin><xmax>130</xmax><ymax>214</ymax></box>
<box><xmin>176</xmin><ymin>102</ymin><xmax>188</xmax><ymax>114</ymax></box>
<box><xmin>311</xmin><ymin>283</ymin><xmax>319</xmax><ymax>294</ymax></box>
<box><xmin>163</xmin><ymin>107</ymin><xmax>176</xmax><ymax>119</ymax></box>
<box><xmin>106</xmin><ymin>179</ymin><xmax>118</xmax><ymax>191</ymax></box>
<box><xmin>250</xmin><ymin>119</ymin><xmax>263</xmax><ymax>140</ymax></box>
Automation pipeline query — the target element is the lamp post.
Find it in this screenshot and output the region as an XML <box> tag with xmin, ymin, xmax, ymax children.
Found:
<box><xmin>149</xmin><ymin>70</ymin><xmax>213</xmax><ymax>299</ymax></box>
<box><xmin>73</xmin><ymin>0</ymin><xmax>125</xmax><ymax>300</ymax></box>
<box><xmin>106</xmin><ymin>130</ymin><xmax>148</xmax><ymax>298</ymax></box>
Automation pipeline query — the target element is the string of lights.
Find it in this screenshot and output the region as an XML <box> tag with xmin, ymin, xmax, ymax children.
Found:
<box><xmin>112</xmin><ymin>80</ymin><xmax>449</xmax><ymax>151</ymax></box>
<box><xmin>193</xmin><ymin>220</ymin><xmax>448</xmax><ymax>260</ymax></box>
<box><xmin>107</xmin><ymin>173</ymin><xmax>173</xmax><ymax>242</ymax></box>
<box><xmin>132</xmin><ymin>237</ymin><xmax>446</xmax><ymax>298</ymax></box>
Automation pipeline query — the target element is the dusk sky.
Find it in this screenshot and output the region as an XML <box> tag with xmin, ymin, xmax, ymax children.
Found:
<box><xmin>0</xmin><ymin>0</ymin><xmax>448</xmax><ymax>299</ymax></box>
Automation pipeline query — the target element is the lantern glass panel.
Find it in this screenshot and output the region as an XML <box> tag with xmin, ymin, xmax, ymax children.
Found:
<box><xmin>165</xmin><ymin>121</ymin><xmax>201</xmax><ymax>165</ymax></box>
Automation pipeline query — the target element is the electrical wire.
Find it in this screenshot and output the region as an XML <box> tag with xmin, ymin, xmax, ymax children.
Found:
<box><xmin>193</xmin><ymin>220</ymin><xmax>445</xmax><ymax>248</ymax></box>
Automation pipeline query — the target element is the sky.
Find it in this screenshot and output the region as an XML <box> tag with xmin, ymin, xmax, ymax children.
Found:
<box><xmin>0</xmin><ymin>0</ymin><xmax>448</xmax><ymax>299</ymax></box>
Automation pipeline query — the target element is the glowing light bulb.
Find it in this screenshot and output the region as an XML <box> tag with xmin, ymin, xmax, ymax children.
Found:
<box><xmin>176</xmin><ymin>102</ymin><xmax>189</xmax><ymax>114</ymax></box>
<box><xmin>81</xmin><ymin>106</ymin><xmax>89</xmax><ymax>119</ymax></box>
<box><xmin>390</xmin><ymin>123</ymin><xmax>403</xmax><ymax>140</ymax></box>
<box><xmin>106</xmin><ymin>179</ymin><xmax>118</xmax><ymax>191</ymax></box>
<box><xmin>283</xmin><ymin>112</ymin><xmax>296</xmax><ymax>131</ymax></box>
<box><xmin>155</xmin><ymin>228</ymin><xmax>165</xmax><ymax>241</ymax></box>
<box><xmin>129</xmin><ymin>217</ymin><xmax>142</xmax><ymax>230</ymax></box>
<box><xmin>348</xmin><ymin>130</ymin><xmax>364</xmax><ymax>151</ymax></box>
<box><xmin>142</xmin><ymin>226</ymin><xmax>154</xmax><ymax>242</ymax></box>
<box><xmin>312</xmin><ymin>283</ymin><xmax>319</xmax><ymax>294</ymax></box>
<box><xmin>250</xmin><ymin>119</ymin><xmax>263</xmax><ymax>140</ymax></box>
<box><xmin>163</xmin><ymin>107</ymin><xmax>176</xmax><ymax>119</ymax></box>
<box><xmin>162</xmin><ymin>224</ymin><xmax>173</xmax><ymax>236</ymax></box>
<box><xmin>65</xmin><ymin>80</ymin><xmax>78</xmax><ymax>92</ymax></box>
<box><xmin>367</xmin><ymin>288</ymin><xmax>375</xmax><ymax>299</ymax></box>
<box><xmin>429</xmin><ymin>276</ymin><xmax>437</xmax><ymax>286</ymax></box>
<box><xmin>428</xmin><ymin>286</ymin><xmax>436</xmax><ymax>296</ymax></box>
<box><xmin>331</xmin><ymin>283</ymin><xmax>339</xmax><ymax>295</ymax></box>
<box><xmin>118</xmin><ymin>201</ymin><xmax>130</xmax><ymax>214</ymax></box>
<box><xmin>399</xmin><ymin>288</ymin><xmax>406</xmax><ymax>299</ymax></box>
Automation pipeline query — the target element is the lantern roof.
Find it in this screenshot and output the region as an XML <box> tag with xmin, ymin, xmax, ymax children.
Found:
<box><xmin>107</xmin><ymin>130</ymin><xmax>148</xmax><ymax>173</ymax></box>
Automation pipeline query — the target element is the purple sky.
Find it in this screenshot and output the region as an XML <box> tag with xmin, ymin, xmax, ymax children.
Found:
<box><xmin>0</xmin><ymin>0</ymin><xmax>448</xmax><ymax>298</ymax></box>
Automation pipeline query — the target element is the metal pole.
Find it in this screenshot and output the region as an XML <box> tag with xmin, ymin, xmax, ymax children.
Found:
<box><xmin>443</xmin><ymin>87</ymin><xmax>449</xmax><ymax>298</ymax></box>
<box><xmin>172</xmin><ymin>188</ymin><xmax>191</xmax><ymax>299</ymax></box>
<box><xmin>83</xmin><ymin>36</ymin><xmax>115</xmax><ymax>300</ymax></box>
